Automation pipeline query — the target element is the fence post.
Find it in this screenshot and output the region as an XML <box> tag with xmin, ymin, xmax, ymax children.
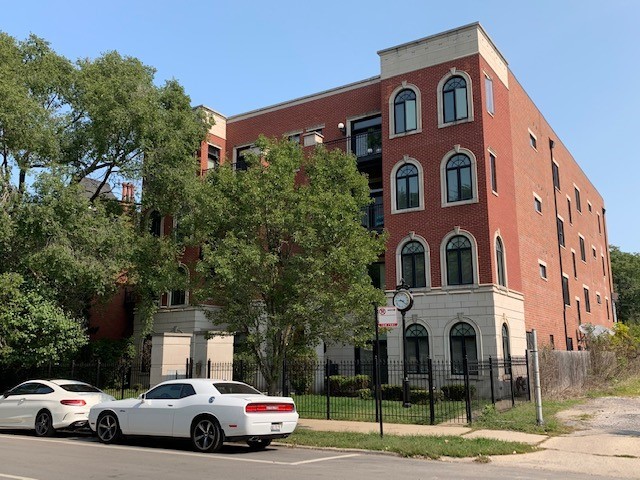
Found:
<box><xmin>282</xmin><ymin>355</ymin><xmax>289</xmax><ymax>397</ymax></box>
<box><xmin>525</xmin><ymin>350</ymin><xmax>532</xmax><ymax>401</ymax></box>
<box><xmin>96</xmin><ymin>359</ymin><xmax>101</xmax><ymax>387</ymax></box>
<box><xmin>508</xmin><ymin>355</ymin><xmax>516</xmax><ymax>407</ymax></box>
<box><xmin>71</xmin><ymin>359</ymin><xmax>75</xmax><ymax>379</ymax></box>
<box><xmin>427</xmin><ymin>358</ymin><xmax>435</xmax><ymax>425</ymax></box>
<box><xmin>489</xmin><ymin>356</ymin><xmax>495</xmax><ymax>405</ymax></box>
<box><xmin>325</xmin><ymin>359</ymin><xmax>331</xmax><ymax>420</ymax></box>
<box><xmin>207</xmin><ymin>359</ymin><xmax>211</xmax><ymax>379</ymax></box>
<box><xmin>463</xmin><ymin>354</ymin><xmax>472</xmax><ymax>424</ymax></box>
<box><xmin>120</xmin><ymin>366</ymin><xmax>126</xmax><ymax>400</ymax></box>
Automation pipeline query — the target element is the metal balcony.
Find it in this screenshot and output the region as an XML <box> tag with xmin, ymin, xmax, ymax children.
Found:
<box><xmin>323</xmin><ymin>128</ymin><xmax>382</xmax><ymax>163</ymax></box>
<box><xmin>362</xmin><ymin>203</ymin><xmax>384</xmax><ymax>232</ymax></box>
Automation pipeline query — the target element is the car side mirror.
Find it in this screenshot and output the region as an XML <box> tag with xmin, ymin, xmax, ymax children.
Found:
<box><xmin>2</xmin><ymin>391</ymin><xmax>9</xmax><ymax>398</ymax></box>
<box><xmin>138</xmin><ymin>393</ymin><xmax>145</xmax><ymax>401</ymax></box>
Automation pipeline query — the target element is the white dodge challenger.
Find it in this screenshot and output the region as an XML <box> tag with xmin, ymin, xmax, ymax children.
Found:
<box><xmin>89</xmin><ymin>378</ymin><xmax>298</xmax><ymax>452</ymax></box>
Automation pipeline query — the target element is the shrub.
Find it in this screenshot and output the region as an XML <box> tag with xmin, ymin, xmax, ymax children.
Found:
<box><xmin>380</xmin><ymin>384</ymin><xmax>403</xmax><ymax>401</ymax></box>
<box><xmin>329</xmin><ymin>375</ymin><xmax>370</xmax><ymax>396</ymax></box>
<box><xmin>287</xmin><ymin>352</ymin><xmax>317</xmax><ymax>394</ymax></box>
<box><xmin>441</xmin><ymin>384</ymin><xmax>475</xmax><ymax>401</ymax></box>
<box><xmin>357</xmin><ymin>388</ymin><xmax>373</xmax><ymax>400</ymax></box>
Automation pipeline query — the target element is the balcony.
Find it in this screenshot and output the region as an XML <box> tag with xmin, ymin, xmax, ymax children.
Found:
<box><xmin>362</xmin><ymin>203</ymin><xmax>384</xmax><ymax>232</ymax></box>
<box><xmin>323</xmin><ymin>128</ymin><xmax>382</xmax><ymax>164</ymax></box>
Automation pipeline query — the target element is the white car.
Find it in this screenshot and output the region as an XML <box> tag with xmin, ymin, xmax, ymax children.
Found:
<box><xmin>89</xmin><ymin>379</ymin><xmax>298</xmax><ymax>452</ymax></box>
<box><xmin>0</xmin><ymin>379</ymin><xmax>115</xmax><ymax>436</ymax></box>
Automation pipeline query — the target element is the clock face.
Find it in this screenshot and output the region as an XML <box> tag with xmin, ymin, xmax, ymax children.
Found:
<box><xmin>393</xmin><ymin>291</ymin><xmax>412</xmax><ymax>310</ymax></box>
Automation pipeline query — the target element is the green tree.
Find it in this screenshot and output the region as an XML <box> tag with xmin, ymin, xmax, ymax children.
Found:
<box><xmin>195</xmin><ymin>138</ymin><xmax>386</xmax><ymax>393</ymax></box>
<box><xmin>610</xmin><ymin>246</ymin><xmax>640</xmax><ymax>324</ymax></box>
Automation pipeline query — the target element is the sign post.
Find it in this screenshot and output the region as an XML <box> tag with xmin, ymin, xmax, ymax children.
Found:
<box><xmin>373</xmin><ymin>304</ymin><xmax>383</xmax><ymax>437</ymax></box>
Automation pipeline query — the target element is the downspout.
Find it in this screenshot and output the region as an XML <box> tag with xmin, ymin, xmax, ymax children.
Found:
<box><xmin>549</xmin><ymin>139</ymin><xmax>570</xmax><ymax>349</ymax></box>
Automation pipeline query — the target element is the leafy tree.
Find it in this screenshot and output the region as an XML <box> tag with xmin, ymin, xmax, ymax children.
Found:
<box><xmin>195</xmin><ymin>138</ymin><xmax>386</xmax><ymax>393</ymax></box>
<box><xmin>610</xmin><ymin>246</ymin><xmax>640</xmax><ymax>324</ymax></box>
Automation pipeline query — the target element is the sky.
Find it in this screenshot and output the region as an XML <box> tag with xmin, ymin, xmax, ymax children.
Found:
<box><xmin>2</xmin><ymin>0</ymin><xmax>638</xmax><ymax>252</ymax></box>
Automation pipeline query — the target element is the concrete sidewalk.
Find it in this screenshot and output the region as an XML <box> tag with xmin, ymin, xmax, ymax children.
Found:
<box><xmin>297</xmin><ymin>418</ymin><xmax>548</xmax><ymax>445</ymax></box>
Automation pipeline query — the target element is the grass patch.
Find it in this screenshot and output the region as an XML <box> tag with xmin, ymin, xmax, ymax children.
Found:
<box><xmin>279</xmin><ymin>429</ymin><xmax>535</xmax><ymax>459</ymax></box>
<box><xmin>472</xmin><ymin>400</ymin><xmax>582</xmax><ymax>435</ymax></box>
<box><xmin>587</xmin><ymin>375</ymin><xmax>640</xmax><ymax>398</ymax></box>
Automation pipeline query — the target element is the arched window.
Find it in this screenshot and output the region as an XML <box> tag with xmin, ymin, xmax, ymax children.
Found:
<box><xmin>446</xmin><ymin>154</ymin><xmax>472</xmax><ymax>202</ymax></box>
<box><xmin>401</xmin><ymin>241</ymin><xmax>426</xmax><ymax>288</ymax></box>
<box><xmin>450</xmin><ymin>322</ymin><xmax>478</xmax><ymax>375</ymax></box>
<box><xmin>502</xmin><ymin>323</ymin><xmax>511</xmax><ymax>374</ymax></box>
<box><xmin>406</xmin><ymin>324</ymin><xmax>429</xmax><ymax>373</ymax></box>
<box><xmin>446</xmin><ymin>235</ymin><xmax>473</xmax><ymax>285</ymax></box>
<box><xmin>496</xmin><ymin>237</ymin><xmax>506</xmax><ymax>287</ymax></box>
<box><xmin>394</xmin><ymin>89</ymin><xmax>417</xmax><ymax>134</ymax></box>
<box><xmin>170</xmin><ymin>265</ymin><xmax>188</xmax><ymax>306</ymax></box>
<box><xmin>443</xmin><ymin>76</ymin><xmax>468</xmax><ymax>123</ymax></box>
<box><xmin>396</xmin><ymin>163</ymin><xmax>419</xmax><ymax>210</ymax></box>
<box><xmin>149</xmin><ymin>210</ymin><xmax>162</xmax><ymax>237</ymax></box>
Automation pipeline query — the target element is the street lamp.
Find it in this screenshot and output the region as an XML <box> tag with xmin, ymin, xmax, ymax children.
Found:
<box><xmin>392</xmin><ymin>279</ymin><xmax>413</xmax><ymax>408</ymax></box>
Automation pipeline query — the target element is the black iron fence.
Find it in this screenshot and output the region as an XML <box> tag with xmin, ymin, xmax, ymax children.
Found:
<box><xmin>3</xmin><ymin>355</ymin><xmax>529</xmax><ymax>425</ymax></box>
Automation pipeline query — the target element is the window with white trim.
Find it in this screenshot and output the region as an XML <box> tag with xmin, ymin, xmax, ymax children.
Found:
<box><xmin>496</xmin><ymin>236</ymin><xmax>506</xmax><ymax>287</ymax></box>
<box><xmin>539</xmin><ymin>261</ymin><xmax>547</xmax><ymax>279</ymax></box>
<box><xmin>450</xmin><ymin>322</ymin><xmax>478</xmax><ymax>374</ymax></box>
<box><xmin>401</xmin><ymin>240</ymin><xmax>427</xmax><ymax>289</ymax></box>
<box><xmin>437</xmin><ymin>70</ymin><xmax>473</xmax><ymax>127</ymax></box>
<box><xmin>485</xmin><ymin>75</ymin><xmax>494</xmax><ymax>115</ymax></box>
<box><xmin>446</xmin><ymin>235</ymin><xmax>473</xmax><ymax>286</ymax></box>
<box><xmin>396</xmin><ymin>163</ymin><xmax>419</xmax><ymax>210</ymax></box>
<box><xmin>394</xmin><ymin>89</ymin><xmax>418</xmax><ymax>134</ymax></box>
<box><xmin>489</xmin><ymin>152</ymin><xmax>497</xmax><ymax>193</ymax></box>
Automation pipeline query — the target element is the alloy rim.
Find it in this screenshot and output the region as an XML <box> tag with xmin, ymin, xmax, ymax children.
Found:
<box><xmin>193</xmin><ymin>419</ymin><xmax>216</xmax><ymax>450</ymax></box>
<box><xmin>35</xmin><ymin>412</ymin><xmax>50</xmax><ymax>435</ymax></box>
<box><xmin>98</xmin><ymin>415</ymin><xmax>117</xmax><ymax>442</ymax></box>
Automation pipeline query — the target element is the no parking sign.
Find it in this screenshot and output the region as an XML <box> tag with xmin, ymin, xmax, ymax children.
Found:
<box><xmin>377</xmin><ymin>306</ymin><xmax>399</xmax><ymax>328</ymax></box>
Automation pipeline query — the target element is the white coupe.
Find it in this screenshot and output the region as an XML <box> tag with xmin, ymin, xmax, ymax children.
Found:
<box><xmin>0</xmin><ymin>379</ymin><xmax>115</xmax><ymax>436</ymax></box>
<box><xmin>88</xmin><ymin>379</ymin><xmax>298</xmax><ymax>452</ymax></box>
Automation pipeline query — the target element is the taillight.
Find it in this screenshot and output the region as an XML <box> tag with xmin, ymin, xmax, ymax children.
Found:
<box><xmin>245</xmin><ymin>403</ymin><xmax>295</xmax><ymax>413</ymax></box>
<box><xmin>60</xmin><ymin>399</ymin><xmax>86</xmax><ymax>406</ymax></box>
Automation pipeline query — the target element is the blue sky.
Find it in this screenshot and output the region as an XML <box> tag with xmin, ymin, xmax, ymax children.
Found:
<box><xmin>2</xmin><ymin>0</ymin><xmax>638</xmax><ymax>252</ymax></box>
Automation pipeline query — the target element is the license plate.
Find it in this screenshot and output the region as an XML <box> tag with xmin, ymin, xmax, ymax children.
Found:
<box><xmin>270</xmin><ymin>423</ymin><xmax>282</xmax><ymax>432</ymax></box>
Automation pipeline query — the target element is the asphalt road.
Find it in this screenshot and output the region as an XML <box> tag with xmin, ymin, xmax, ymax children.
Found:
<box><xmin>0</xmin><ymin>432</ymin><xmax>618</xmax><ymax>480</ymax></box>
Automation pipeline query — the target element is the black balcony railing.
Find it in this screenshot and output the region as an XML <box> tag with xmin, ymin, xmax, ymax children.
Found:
<box><xmin>323</xmin><ymin>128</ymin><xmax>382</xmax><ymax>161</ymax></box>
<box><xmin>362</xmin><ymin>203</ymin><xmax>384</xmax><ymax>231</ymax></box>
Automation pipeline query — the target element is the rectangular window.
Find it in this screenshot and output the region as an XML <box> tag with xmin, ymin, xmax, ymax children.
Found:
<box><xmin>405</xmin><ymin>101</ymin><xmax>417</xmax><ymax>131</ymax></box>
<box><xmin>490</xmin><ymin>153</ymin><xmax>497</xmax><ymax>192</ymax></box>
<box><xmin>287</xmin><ymin>133</ymin><xmax>301</xmax><ymax>144</ymax></box>
<box><xmin>567</xmin><ymin>197</ymin><xmax>572</xmax><ymax>224</ymax></box>
<box><xmin>235</xmin><ymin>145</ymin><xmax>253</xmax><ymax>171</ymax></box>
<box><xmin>567</xmin><ymin>337</ymin><xmax>574</xmax><ymax>351</ymax></box>
<box><xmin>557</xmin><ymin>217</ymin><xmax>565</xmax><ymax>247</ymax></box>
<box><xmin>552</xmin><ymin>162</ymin><xmax>560</xmax><ymax>190</ymax></box>
<box><xmin>574</xmin><ymin>187</ymin><xmax>582</xmax><ymax>212</ymax></box>
<box><xmin>584</xmin><ymin>287</ymin><xmax>591</xmax><ymax>313</ymax></box>
<box><xmin>597</xmin><ymin>213</ymin><xmax>602</xmax><ymax>234</ymax></box>
<box><xmin>539</xmin><ymin>262</ymin><xmax>547</xmax><ymax>279</ymax></box>
<box><xmin>606</xmin><ymin>298</ymin><xmax>610</xmax><ymax>319</ymax></box>
<box><xmin>588</xmin><ymin>202</ymin><xmax>592</xmax><ymax>212</ymax></box>
<box><xmin>602</xmin><ymin>256</ymin><xmax>606</xmax><ymax>276</ymax></box>
<box><xmin>562</xmin><ymin>275</ymin><xmax>570</xmax><ymax>306</ymax></box>
<box><xmin>576</xmin><ymin>298</ymin><xmax>582</xmax><ymax>323</ymax></box>
<box><xmin>579</xmin><ymin>236</ymin><xmax>586</xmax><ymax>261</ymax></box>
<box><xmin>592</xmin><ymin>246</ymin><xmax>597</xmax><ymax>258</ymax></box>
<box><xmin>550</xmin><ymin>335</ymin><xmax>555</xmax><ymax>349</ymax></box>
<box><xmin>572</xmin><ymin>251</ymin><xmax>577</xmax><ymax>278</ymax></box>
<box><xmin>207</xmin><ymin>145</ymin><xmax>220</xmax><ymax>171</ymax></box>
<box><xmin>596</xmin><ymin>293</ymin><xmax>602</xmax><ymax>304</ymax></box>
<box><xmin>534</xmin><ymin>195</ymin><xmax>542</xmax><ymax>213</ymax></box>
<box><xmin>485</xmin><ymin>76</ymin><xmax>494</xmax><ymax>114</ymax></box>
<box><xmin>368</xmin><ymin>262</ymin><xmax>386</xmax><ymax>290</ymax></box>
<box><xmin>529</xmin><ymin>133</ymin><xmax>537</xmax><ymax>149</ymax></box>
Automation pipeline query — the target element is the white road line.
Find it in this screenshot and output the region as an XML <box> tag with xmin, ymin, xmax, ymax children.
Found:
<box><xmin>0</xmin><ymin>474</ymin><xmax>39</xmax><ymax>480</ymax></box>
<box><xmin>0</xmin><ymin>434</ymin><xmax>356</xmax><ymax>466</ymax></box>
<box><xmin>290</xmin><ymin>453</ymin><xmax>361</xmax><ymax>465</ymax></box>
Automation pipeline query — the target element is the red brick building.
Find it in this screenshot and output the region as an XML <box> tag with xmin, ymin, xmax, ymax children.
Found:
<box><xmin>109</xmin><ymin>23</ymin><xmax>613</xmax><ymax>369</ymax></box>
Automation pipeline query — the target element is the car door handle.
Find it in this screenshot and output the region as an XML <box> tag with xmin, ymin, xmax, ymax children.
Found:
<box><xmin>18</xmin><ymin>398</ymin><xmax>26</xmax><ymax>404</ymax></box>
<box><xmin>167</xmin><ymin>404</ymin><xmax>173</xmax><ymax>407</ymax></box>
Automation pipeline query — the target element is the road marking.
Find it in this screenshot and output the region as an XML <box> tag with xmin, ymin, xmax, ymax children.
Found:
<box><xmin>0</xmin><ymin>434</ymin><xmax>357</xmax><ymax>466</ymax></box>
<box><xmin>0</xmin><ymin>474</ymin><xmax>39</xmax><ymax>480</ymax></box>
<box><xmin>290</xmin><ymin>453</ymin><xmax>361</xmax><ymax>465</ymax></box>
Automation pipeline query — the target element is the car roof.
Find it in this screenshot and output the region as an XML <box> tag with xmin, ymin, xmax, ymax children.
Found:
<box><xmin>48</xmin><ymin>379</ymin><xmax>90</xmax><ymax>386</ymax></box>
<box><xmin>158</xmin><ymin>379</ymin><xmax>244</xmax><ymax>385</ymax></box>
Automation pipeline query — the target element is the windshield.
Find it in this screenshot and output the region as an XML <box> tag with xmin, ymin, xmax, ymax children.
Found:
<box><xmin>213</xmin><ymin>383</ymin><xmax>261</xmax><ymax>395</ymax></box>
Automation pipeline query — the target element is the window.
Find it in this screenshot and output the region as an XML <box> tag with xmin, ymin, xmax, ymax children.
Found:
<box><xmin>502</xmin><ymin>324</ymin><xmax>511</xmax><ymax>373</ymax></box>
<box><xmin>529</xmin><ymin>133</ymin><xmax>537</xmax><ymax>150</ymax></box>
<box><xmin>489</xmin><ymin>152</ymin><xmax>497</xmax><ymax>193</ymax></box>
<box><xmin>574</xmin><ymin>187</ymin><xmax>582</xmax><ymax>212</ymax></box>
<box><xmin>552</xmin><ymin>162</ymin><xmax>560</xmax><ymax>190</ymax></box>
<box><xmin>567</xmin><ymin>197</ymin><xmax>572</xmax><ymax>224</ymax></box>
<box><xmin>443</xmin><ymin>76</ymin><xmax>468</xmax><ymax>123</ymax></box>
<box><xmin>592</xmin><ymin>246</ymin><xmax>597</xmax><ymax>258</ymax></box>
<box><xmin>446</xmin><ymin>154</ymin><xmax>473</xmax><ymax>202</ymax></box>
<box><xmin>8</xmin><ymin>383</ymin><xmax>53</xmax><ymax>395</ymax></box>
<box><xmin>550</xmin><ymin>335</ymin><xmax>555</xmax><ymax>349</ymax></box>
<box><xmin>235</xmin><ymin>145</ymin><xmax>253</xmax><ymax>171</ymax></box>
<box><xmin>485</xmin><ymin>76</ymin><xmax>494</xmax><ymax>114</ymax></box>
<box><xmin>406</xmin><ymin>324</ymin><xmax>429</xmax><ymax>373</ymax></box>
<box><xmin>396</xmin><ymin>163</ymin><xmax>419</xmax><ymax>210</ymax></box>
<box><xmin>597</xmin><ymin>213</ymin><xmax>602</xmax><ymax>234</ymax></box>
<box><xmin>577</xmin><ymin>298</ymin><xmax>582</xmax><ymax>323</ymax></box>
<box><xmin>394</xmin><ymin>89</ymin><xmax>417</xmax><ymax>134</ymax></box>
<box><xmin>567</xmin><ymin>337</ymin><xmax>574</xmax><ymax>351</ymax></box>
<box><xmin>557</xmin><ymin>217</ymin><xmax>565</xmax><ymax>247</ymax></box>
<box><xmin>572</xmin><ymin>251</ymin><xmax>577</xmax><ymax>278</ymax></box>
<box><xmin>602</xmin><ymin>256</ymin><xmax>606</xmax><ymax>276</ymax></box>
<box><xmin>287</xmin><ymin>133</ymin><xmax>301</xmax><ymax>144</ymax></box>
<box><xmin>596</xmin><ymin>292</ymin><xmax>602</xmax><ymax>304</ymax></box>
<box><xmin>170</xmin><ymin>265</ymin><xmax>188</xmax><ymax>306</ymax></box>
<box><xmin>496</xmin><ymin>237</ymin><xmax>506</xmax><ymax>287</ymax></box>
<box><xmin>562</xmin><ymin>275</ymin><xmax>570</xmax><ymax>306</ymax></box>
<box><xmin>534</xmin><ymin>195</ymin><xmax>542</xmax><ymax>213</ymax></box>
<box><xmin>539</xmin><ymin>262</ymin><xmax>547</xmax><ymax>279</ymax></box>
<box><xmin>401</xmin><ymin>241</ymin><xmax>426</xmax><ymax>288</ymax></box>
<box><xmin>146</xmin><ymin>383</ymin><xmax>187</xmax><ymax>400</ymax></box>
<box><xmin>579</xmin><ymin>236</ymin><xmax>586</xmax><ymax>261</ymax></box>
<box><xmin>149</xmin><ymin>210</ymin><xmax>162</xmax><ymax>237</ymax></box>
<box><xmin>446</xmin><ymin>235</ymin><xmax>473</xmax><ymax>285</ymax></box>
<box><xmin>584</xmin><ymin>287</ymin><xmax>591</xmax><ymax>312</ymax></box>
<box><xmin>351</xmin><ymin>115</ymin><xmax>382</xmax><ymax>157</ymax></box>
<box><xmin>606</xmin><ymin>298</ymin><xmax>610</xmax><ymax>319</ymax></box>
<box><xmin>207</xmin><ymin>145</ymin><xmax>220</xmax><ymax>170</ymax></box>
<box><xmin>450</xmin><ymin>322</ymin><xmax>477</xmax><ymax>375</ymax></box>
<box><xmin>368</xmin><ymin>262</ymin><xmax>385</xmax><ymax>290</ymax></box>
<box><xmin>588</xmin><ymin>202</ymin><xmax>592</xmax><ymax>212</ymax></box>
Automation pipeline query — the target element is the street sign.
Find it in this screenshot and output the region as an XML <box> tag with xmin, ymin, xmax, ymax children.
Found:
<box><xmin>377</xmin><ymin>306</ymin><xmax>399</xmax><ymax>328</ymax></box>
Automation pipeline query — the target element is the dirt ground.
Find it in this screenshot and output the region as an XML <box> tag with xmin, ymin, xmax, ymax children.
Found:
<box><xmin>556</xmin><ymin>396</ymin><xmax>640</xmax><ymax>436</ymax></box>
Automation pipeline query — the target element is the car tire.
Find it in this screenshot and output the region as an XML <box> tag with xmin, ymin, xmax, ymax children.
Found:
<box><xmin>247</xmin><ymin>438</ymin><xmax>272</xmax><ymax>451</ymax></box>
<box><xmin>96</xmin><ymin>411</ymin><xmax>121</xmax><ymax>444</ymax></box>
<box><xmin>34</xmin><ymin>410</ymin><xmax>55</xmax><ymax>437</ymax></box>
<box><xmin>191</xmin><ymin>416</ymin><xmax>224</xmax><ymax>453</ymax></box>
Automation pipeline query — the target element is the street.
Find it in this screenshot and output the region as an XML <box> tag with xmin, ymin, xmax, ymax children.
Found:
<box><xmin>0</xmin><ymin>432</ymin><xmax>617</xmax><ymax>480</ymax></box>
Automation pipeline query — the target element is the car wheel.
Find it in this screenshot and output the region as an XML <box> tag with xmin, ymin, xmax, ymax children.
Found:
<box><xmin>247</xmin><ymin>438</ymin><xmax>272</xmax><ymax>451</ymax></box>
<box><xmin>96</xmin><ymin>412</ymin><xmax>121</xmax><ymax>444</ymax></box>
<box><xmin>191</xmin><ymin>416</ymin><xmax>223</xmax><ymax>453</ymax></box>
<box><xmin>34</xmin><ymin>410</ymin><xmax>55</xmax><ymax>437</ymax></box>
